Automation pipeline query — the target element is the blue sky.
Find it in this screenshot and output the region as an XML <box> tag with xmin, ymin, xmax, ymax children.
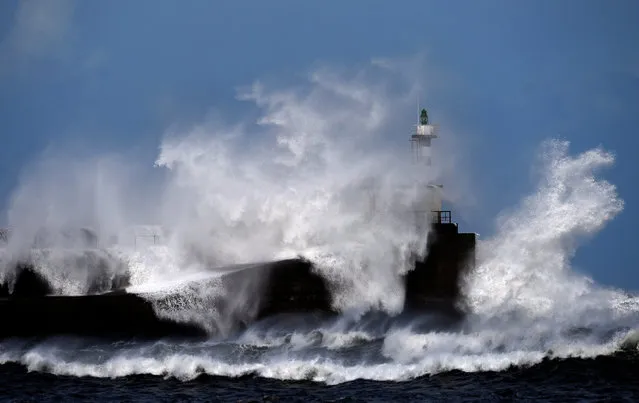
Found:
<box><xmin>1</xmin><ymin>0</ymin><xmax>638</xmax><ymax>290</ymax></box>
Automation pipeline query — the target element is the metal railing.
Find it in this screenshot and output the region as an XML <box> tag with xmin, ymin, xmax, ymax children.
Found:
<box><xmin>133</xmin><ymin>234</ymin><xmax>160</xmax><ymax>249</ymax></box>
<box><xmin>431</xmin><ymin>210</ymin><xmax>452</xmax><ymax>224</ymax></box>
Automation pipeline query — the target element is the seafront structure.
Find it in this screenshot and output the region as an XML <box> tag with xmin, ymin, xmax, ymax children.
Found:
<box><xmin>0</xmin><ymin>110</ymin><xmax>477</xmax><ymax>339</ymax></box>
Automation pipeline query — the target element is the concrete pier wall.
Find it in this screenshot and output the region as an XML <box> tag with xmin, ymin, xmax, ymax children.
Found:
<box><xmin>0</xmin><ymin>223</ymin><xmax>476</xmax><ymax>340</ymax></box>
<box><xmin>404</xmin><ymin>223</ymin><xmax>476</xmax><ymax>310</ymax></box>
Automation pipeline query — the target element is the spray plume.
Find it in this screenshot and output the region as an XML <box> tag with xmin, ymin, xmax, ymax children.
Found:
<box><xmin>1</xmin><ymin>60</ymin><xmax>447</xmax><ymax>330</ymax></box>
<box><xmin>0</xmin><ymin>59</ymin><xmax>637</xmax><ymax>384</ymax></box>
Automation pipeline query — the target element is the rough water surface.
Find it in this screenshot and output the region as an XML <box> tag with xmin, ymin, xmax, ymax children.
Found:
<box><xmin>1</xmin><ymin>64</ymin><xmax>637</xmax><ymax>402</ymax></box>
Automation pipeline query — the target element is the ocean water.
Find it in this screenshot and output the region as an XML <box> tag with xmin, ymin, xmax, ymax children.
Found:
<box><xmin>1</xmin><ymin>346</ymin><xmax>638</xmax><ymax>402</ymax></box>
<box><xmin>1</xmin><ymin>63</ymin><xmax>638</xmax><ymax>401</ymax></box>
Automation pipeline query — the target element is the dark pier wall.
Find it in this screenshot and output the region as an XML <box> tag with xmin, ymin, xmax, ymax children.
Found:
<box><xmin>255</xmin><ymin>259</ymin><xmax>334</xmax><ymax>319</ymax></box>
<box><xmin>404</xmin><ymin>223</ymin><xmax>476</xmax><ymax>308</ymax></box>
<box><xmin>0</xmin><ymin>223</ymin><xmax>477</xmax><ymax>340</ymax></box>
<box><xmin>0</xmin><ymin>293</ymin><xmax>206</xmax><ymax>340</ymax></box>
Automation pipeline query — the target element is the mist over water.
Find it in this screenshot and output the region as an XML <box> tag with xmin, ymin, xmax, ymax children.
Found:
<box><xmin>1</xmin><ymin>61</ymin><xmax>638</xmax><ymax>384</ymax></box>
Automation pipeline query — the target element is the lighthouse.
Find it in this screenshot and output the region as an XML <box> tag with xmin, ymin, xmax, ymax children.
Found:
<box><xmin>410</xmin><ymin>108</ymin><xmax>445</xmax><ymax>222</ymax></box>
<box><xmin>410</xmin><ymin>108</ymin><xmax>438</xmax><ymax>165</ymax></box>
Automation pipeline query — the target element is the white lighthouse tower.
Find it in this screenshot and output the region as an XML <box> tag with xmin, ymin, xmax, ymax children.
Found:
<box><xmin>410</xmin><ymin>108</ymin><xmax>438</xmax><ymax>165</ymax></box>
<box><xmin>410</xmin><ymin>108</ymin><xmax>446</xmax><ymax>223</ymax></box>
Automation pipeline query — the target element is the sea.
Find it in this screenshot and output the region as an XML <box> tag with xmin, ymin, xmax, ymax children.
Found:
<box><xmin>1</xmin><ymin>67</ymin><xmax>638</xmax><ymax>401</ymax></box>
<box><xmin>0</xmin><ymin>341</ymin><xmax>638</xmax><ymax>402</ymax></box>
